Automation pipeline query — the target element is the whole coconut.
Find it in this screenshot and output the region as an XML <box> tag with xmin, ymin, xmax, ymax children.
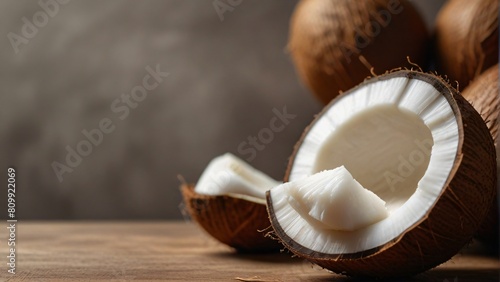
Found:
<box><xmin>289</xmin><ymin>0</ymin><xmax>429</xmax><ymax>104</ymax></box>
<box><xmin>461</xmin><ymin>64</ymin><xmax>499</xmax><ymax>244</ymax></box>
<box><xmin>435</xmin><ymin>0</ymin><xmax>499</xmax><ymax>88</ymax></box>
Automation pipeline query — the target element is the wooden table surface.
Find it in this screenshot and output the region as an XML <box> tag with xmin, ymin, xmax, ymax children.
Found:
<box><xmin>0</xmin><ymin>221</ymin><xmax>498</xmax><ymax>281</ymax></box>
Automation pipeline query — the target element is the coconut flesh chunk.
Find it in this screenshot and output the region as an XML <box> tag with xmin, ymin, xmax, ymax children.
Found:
<box><xmin>195</xmin><ymin>153</ymin><xmax>280</xmax><ymax>204</ymax></box>
<box><xmin>285</xmin><ymin>166</ymin><xmax>388</xmax><ymax>232</ymax></box>
<box><xmin>270</xmin><ymin>76</ymin><xmax>461</xmax><ymax>255</ymax></box>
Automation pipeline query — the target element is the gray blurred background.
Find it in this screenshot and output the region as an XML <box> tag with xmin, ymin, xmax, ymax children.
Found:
<box><xmin>0</xmin><ymin>0</ymin><xmax>446</xmax><ymax>220</ymax></box>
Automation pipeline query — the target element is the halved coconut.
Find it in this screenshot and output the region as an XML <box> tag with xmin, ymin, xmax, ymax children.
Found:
<box><xmin>461</xmin><ymin>65</ymin><xmax>499</xmax><ymax>243</ymax></box>
<box><xmin>266</xmin><ymin>70</ymin><xmax>497</xmax><ymax>278</ymax></box>
<box><xmin>181</xmin><ymin>153</ymin><xmax>281</xmax><ymax>252</ymax></box>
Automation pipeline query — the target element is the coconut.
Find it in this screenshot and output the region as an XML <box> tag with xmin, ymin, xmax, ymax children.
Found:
<box><xmin>266</xmin><ymin>70</ymin><xmax>497</xmax><ymax>278</ymax></box>
<box><xmin>461</xmin><ymin>64</ymin><xmax>499</xmax><ymax>243</ymax></box>
<box><xmin>181</xmin><ymin>153</ymin><xmax>281</xmax><ymax>252</ymax></box>
<box><xmin>288</xmin><ymin>0</ymin><xmax>429</xmax><ymax>104</ymax></box>
<box><xmin>435</xmin><ymin>0</ymin><xmax>499</xmax><ymax>88</ymax></box>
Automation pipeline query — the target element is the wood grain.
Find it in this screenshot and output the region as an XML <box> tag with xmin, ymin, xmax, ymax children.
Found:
<box><xmin>0</xmin><ymin>222</ymin><xmax>498</xmax><ymax>281</ymax></box>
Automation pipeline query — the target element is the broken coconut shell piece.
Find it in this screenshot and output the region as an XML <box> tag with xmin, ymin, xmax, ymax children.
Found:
<box><xmin>181</xmin><ymin>153</ymin><xmax>281</xmax><ymax>252</ymax></box>
<box><xmin>266</xmin><ymin>70</ymin><xmax>497</xmax><ymax>278</ymax></box>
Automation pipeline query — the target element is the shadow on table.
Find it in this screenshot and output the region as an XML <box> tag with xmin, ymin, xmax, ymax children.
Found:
<box><xmin>205</xmin><ymin>241</ymin><xmax>499</xmax><ymax>281</ymax></box>
<box><xmin>460</xmin><ymin>241</ymin><xmax>500</xmax><ymax>258</ymax></box>
<box><xmin>207</xmin><ymin>250</ymin><xmax>304</xmax><ymax>264</ymax></box>
<box><xmin>304</xmin><ymin>268</ymin><xmax>500</xmax><ymax>282</ymax></box>
<box><xmin>413</xmin><ymin>268</ymin><xmax>500</xmax><ymax>282</ymax></box>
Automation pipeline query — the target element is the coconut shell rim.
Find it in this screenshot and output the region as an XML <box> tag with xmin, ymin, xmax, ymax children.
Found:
<box><xmin>181</xmin><ymin>183</ymin><xmax>267</xmax><ymax>205</ymax></box>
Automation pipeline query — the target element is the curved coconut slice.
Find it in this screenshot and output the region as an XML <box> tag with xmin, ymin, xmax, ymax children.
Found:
<box><xmin>267</xmin><ymin>70</ymin><xmax>497</xmax><ymax>278</ymax></box>
<box><xmin>461</xmin><ymin>65</ymin><xmax>499</xmax><ymax>243</ymax></box>
<box><xmin>181</xmin><ymin>153</ymin><xmax>281</xmax><ymax>252</ymax></box>
<box><xmin>289</xmin><ymin>0</ymin><xmax>428</xmax><ymax>104</ymax></box>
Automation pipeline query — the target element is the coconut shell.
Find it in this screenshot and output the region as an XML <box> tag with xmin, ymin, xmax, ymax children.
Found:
<box><xmin>435</xmin><ymin>0</ymin><xmax>499</xmax><ymax>88</ymax></box>
<box><xmin>268</xmin><ymin>70</ymin><xmax>497</xmax><ymax>278</ymax></box>
<box><xmin>289</xmin><ymin>0</ymin><xmax>429</xmax><ymax>104</ymax></box>
<box><xmin>461</xmin><ymin>64</ymin><xmax>499</xmax><ymax>244</ymax></box>
<box><xmin>181</xmin><ymin>184</ymin><xmax>280</xmax><ymax>253</ymax></box>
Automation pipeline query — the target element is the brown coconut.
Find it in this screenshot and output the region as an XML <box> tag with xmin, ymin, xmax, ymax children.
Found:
<box><xmin>288</xmin><ymin>0</ymin><xmax>429</xmax><ymax>104</ymax></box>
<box><xmin>181</xmin><ymin>184</ymin><xmax>280</xmax><ymax>253</ymax></box>
<box><xmin>435</xmin><ymin>0</ymin><xmax>499</xmax><ymax>88</ymax></box>
<box><xmin>461</xmin><ymin>64</ymin><xmax>499</xmax><ymax>243</ymax></box>
<box><xmin>267</xmin><ymin>70</ymin><xmax>497</xmax><ymax>278</ymax></box>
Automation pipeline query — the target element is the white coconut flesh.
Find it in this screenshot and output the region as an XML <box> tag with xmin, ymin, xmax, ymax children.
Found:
<box><xmin>285</xmin><ymin>166</ymin><xmax>389</xmax><ymax>232</ymax></box>
<box><xmin>270</xmin><ymin>77</ymin><xmax>460</xmax><ymax>254</ymax></box>
<box><xmin>195</xmin><ymin>153</ymin><xmax>280</xmax><ymax>204</ymax></box>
